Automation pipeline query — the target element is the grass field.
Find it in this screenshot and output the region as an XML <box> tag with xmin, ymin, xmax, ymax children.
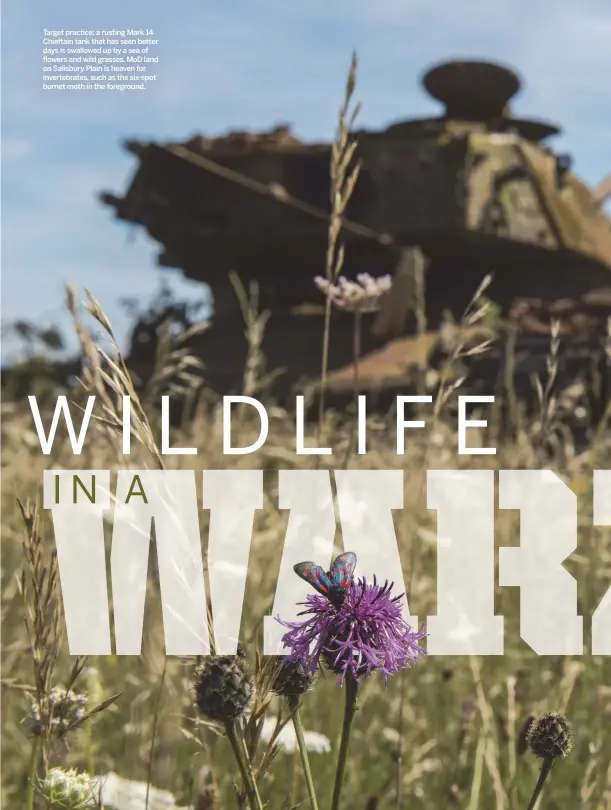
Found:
<box><xmin>1</xmin><ymin>300</ymin><xmax>610</xmax><ymax>809</ymax></box>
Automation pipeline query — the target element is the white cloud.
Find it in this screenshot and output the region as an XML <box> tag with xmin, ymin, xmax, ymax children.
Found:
<box><xmin>1</xmin><ymin>138</ymin><xmax>36</xmax><ymax>159</ymax></box>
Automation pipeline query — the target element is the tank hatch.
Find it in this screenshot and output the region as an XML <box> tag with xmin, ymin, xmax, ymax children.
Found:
<box><xmin>419</xmin><ymin>59</ymin><xmax>560</xmax><ymax>141</ymax></box>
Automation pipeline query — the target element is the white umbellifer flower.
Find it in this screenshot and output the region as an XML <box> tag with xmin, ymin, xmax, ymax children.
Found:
<box><xmin>38</xmin><ymin>768</ymin><xmax>99</xmax><ymax>809</ymax></box>
<box><xmin>259</xmin><ymin>715</ymin><xmax>331</xmax><ymax>754</ymax></box>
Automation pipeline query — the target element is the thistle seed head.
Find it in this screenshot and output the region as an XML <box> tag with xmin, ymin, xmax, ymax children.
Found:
<box><xmin>194</xmin><ymin>649</ymin><xmax>253</xmax><ymax>722</ymax></box>
<box><xmin>272</xmin><ymin>658</ymin><xmax>316</xmax><ymax>698</ymax></box>
<box><xmin>526</xmin><ymin>712</ymin><xmax>574</xmax><ymax>759</ymax></box>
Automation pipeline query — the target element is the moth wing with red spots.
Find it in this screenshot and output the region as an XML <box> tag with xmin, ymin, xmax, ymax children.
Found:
<box><xmin>293</xmin><ymin>561</ymin><xmax>334</xmax><ymax>597</ymax></box>
<box><xmin>329</xmin><ymin>552</ymin><xmax>357</xmax><ymax>589</ymax></box>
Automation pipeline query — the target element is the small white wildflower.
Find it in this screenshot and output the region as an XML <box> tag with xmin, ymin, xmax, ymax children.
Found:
<box><xmin>314</xmin><ymin>274</ymin><xmax>392</xmax><ymax>313</ymax></box>
<box><xmin>259</xmin><ymin>716</ymin><xmax>331</xmax><ymax>754</ymax></box>
<box><xmin>98</xmin><ymin>771</ymin><xmax>189</xmax><ymax>808</ymax></box>
<box><xmin>26</xmin><ymin>687</ymin><xmax>88</xmax><ymax>738</ymax></box>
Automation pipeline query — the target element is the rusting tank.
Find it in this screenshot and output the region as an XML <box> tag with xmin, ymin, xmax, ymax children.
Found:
<box><xmin>100</xmin><ymin>59</ymin><xmax>611</xmax><ymax>412</ymax></box>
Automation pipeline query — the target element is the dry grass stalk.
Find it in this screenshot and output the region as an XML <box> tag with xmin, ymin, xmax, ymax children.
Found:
<box><xmin>432</xmin><ymin>274</ymin><xmax>495</xmax><ymax>422</ymax></box>
<box><xmin>244</xmin><ymin>652</ymin><xmax>283</xmax><ymax>762</ymax></box>
<box><xmin>469</xmin><ymin>657</ymin><xmax>507</xmax><ymax>810</ymax></box>
<box><xmin>67</xmin><ymin>284</ymin><xmax>209</xmax><ymax>469</ymax></box>
<box><xmin>17</xmin><ymin>498</ymin><xmax>62</xmax><ymax>769</ymax></box>
<box><xmin>532</xmin><ymin>319</ymin><xmax>561</xmax><ymax>450</ymax></box>
<box><xmin>229</xmin><ymin>271</ymin><xmax>283</xmax><ymax>398</ymax></box>
<box><xmin>318</xmin><ymin>51</ymin><xmax>362</xmax><ymax>437</ymax></box>
<box><xmin>145</xmin><ymin>658</ymin><xmax>168</xmax><ymax>810</ymax></box>
<box><xmin>502</xmin><ymin>321</ymin><xmax>521</xmax><ymax>440</ymax></box>
<box><xmin>143</xmin><ymin>315</ymin><xmax>207</xmax><ymax>405</ymax></box>
<box><xmin>405</xmin><ymin>274</ymin><xmax>496</xmax><ymax>625</ymax></box>
<box><xmin>413</xmin><ymin>249</ymin><xmax>428</xmax><ymax>396</ymax></box>
<box><xmin>66</xmin><ymin>285</ymin><xmax>167</xmax><ymax>470</ymax></box>
<box><xmin>66</xmin><ymin>287</ymin><xmax>200</xmax><ymax>808</ymax></box>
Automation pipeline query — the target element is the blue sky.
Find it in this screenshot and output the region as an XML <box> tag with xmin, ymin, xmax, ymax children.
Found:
<box><xmin>2</xmin><ymin>0</ymin><xmax>610</xmax><ymax>362</ymax></box>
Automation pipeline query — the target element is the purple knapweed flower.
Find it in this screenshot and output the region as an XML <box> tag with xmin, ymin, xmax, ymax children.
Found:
<box><xmin>314</xmin><ymin>273</ymin><xmax>392</xmax><ymax>313</ymax></box>
<box><xmin>277</xmin><ymin>577</ymin><xmax>426</xmax><ymax>685</ymax></box>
